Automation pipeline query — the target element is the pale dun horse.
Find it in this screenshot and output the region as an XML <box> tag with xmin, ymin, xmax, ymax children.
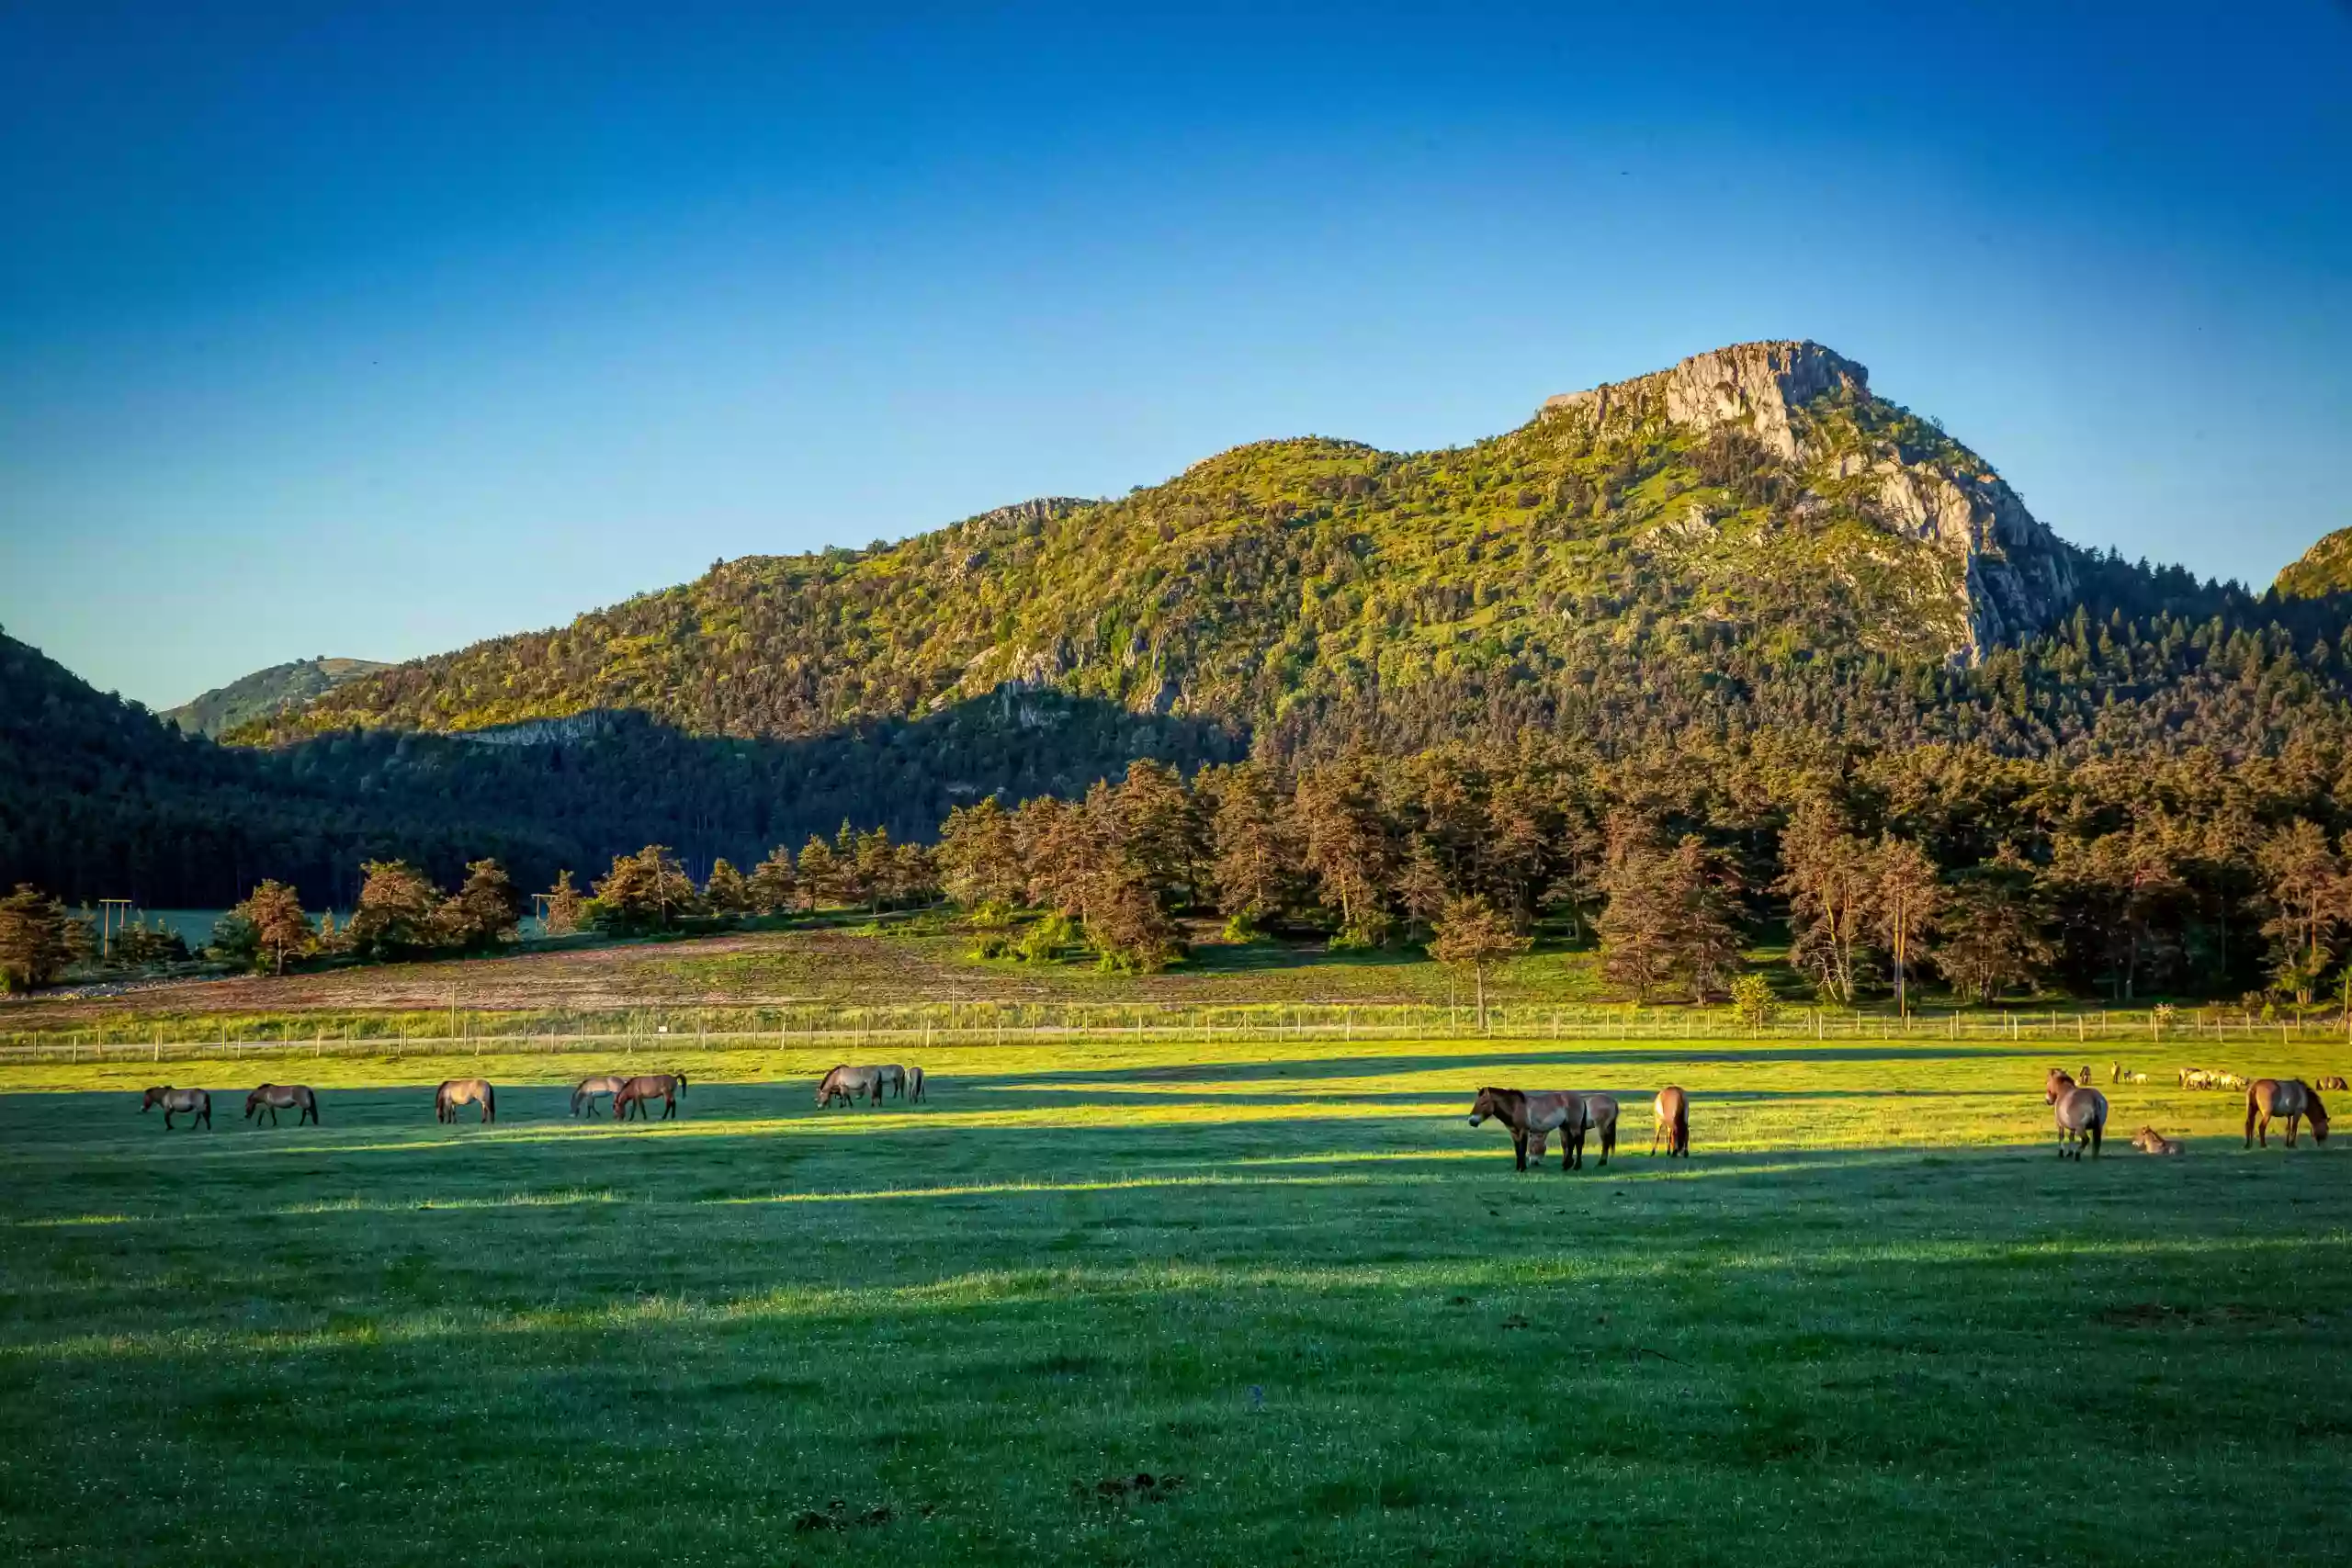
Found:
<box><xmin>2245</xmin><ymin>1079</ymin><xmax>2329</xmax><ymax>1148</ymax></box>
<box><xmin>141</xmin><ymin>1087</ymin><xmax>210</xmax><ymax>1131</ymax></box>
<box><xmin>572</xmin><ymin>1075</ymin><xmax>627</xmax><ymax>1117</ymax></box>
<box><xmin>2045</xmin><ymin>1069</ymin><xmax>2107</xmax><ymax>1159</ymax></box>
<box><xmin>244</xmin><ymin>1083</ymin><xmax>319</xmax><ymax>1126</ymax></box>
<box><xmin>1467</xmin><ymin>1087</ymin><xmax>1590</xmax><ymax>1171</ymax></box>
<box><xmin>816</xmin><ymin>1065</ymin><xmax>886</xmax><ymax>1108</ymax></box>
<box><xmin>1651</xmin><ymin>1086</ymin><xmax>1690</xmax><ymax>1156</ymax></box>
<box><xmin>435</xmin><ymin>1078</ymin><xmax>497</xmax><ymax>1124</ymax></box>
<box><xmin>906</xmin><ymin>1065</ymin><xmax>926</xmax><ymax>1102</ymax></box>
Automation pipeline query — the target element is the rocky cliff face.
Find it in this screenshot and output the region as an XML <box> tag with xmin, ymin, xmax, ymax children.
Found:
<box><xmin>1543</xmin><ymin>341</ymin><xmax>2078</xmax><ymax>659</ymax></box>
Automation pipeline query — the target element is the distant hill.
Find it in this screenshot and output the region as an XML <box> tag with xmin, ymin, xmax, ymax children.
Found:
<box><xmin>2274</xmin><ymin>526</ymin><xmax>2352</xmax><ymax>600</ymax></box>
<box><xmin>164</xmin><ymin>657</ymin><xmax>390</xmax><ymax>737</ymax></box>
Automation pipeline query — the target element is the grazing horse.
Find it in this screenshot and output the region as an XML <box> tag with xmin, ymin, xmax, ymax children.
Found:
<box><xmin>141</xmin><ymin>1086</ymin><xmax>210</xmax><ymax>1131</ymax></box>
<box><xmin>874</xmin><ymin>1065</ymin><xmax>908</xmax><ymax>1100</ymax></box>
<box><xmin>1651</xmin><ymin>1086</ymin><xmax>1690</xmax><ymax>1157</ymax></box>
<box><xmin>572</xmin><ymin>1075</ymin><xmax>627</xmax><ymax>1117</ymax></box>
<box><xmin>2318</xmin><ymin>1075</ymin><xmax>2347</xmax><ymax>1092</ymax></box>
<box><xmin>616</xmin><ymin>1072</ymin><xmax>687</xmax><ymax>1122</ymax></box>
<box><xmin>435</xmin><ymin>1078</ymin><xmax>497</xmax><ymax>1124</ymax></box>
<box><xmin>2130</xmin><ymin>1126</ymin><xmax>2183</xmax><ymax>1156</ymax></box>
<box><xmin>1523</xmin><ymin>1100</ymin><xmax>1618</xmax><ymax>1170</ymax></box>
<box><xmin>2245</xmin><ymin>1079</ymin><xmax>2330</xmax><ymax>1149</ymax></box>
<box><xmin>1582</xmin><ymin>1093</ymin><xmax>1620</xmax><ymax>1166</ymax></box>
<box><xmin>817</xmin><ymin>1065</ymin><xmax>887</xmax><ymax>1108</ymax></box>
<box><xmin>1467</xmin><ymin>1087</ymin><xmax>1590</xmax><ymax>1172</ymax></box>
<box><xmin>906</xmin><ymin>1065</ymin><xmax>927</xmax><ymax>1102</ymax></box>
<box><xmin>244</xmin><ymin>1083</ymin><xmax>319</xmax><ymax>1127</ymax></box>
<box><xmin>2045</xmin><ymin>1069</ymin><xmax>2107</xmax><ymax>1160</ymax></box>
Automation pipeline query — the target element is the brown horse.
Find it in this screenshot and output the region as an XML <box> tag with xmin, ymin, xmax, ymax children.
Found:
<box><xmin>1651</xmin><ymin>1086</ymin><xmax>1690</xmax><ymax>1156</ymax></box>
<box><xmin>2245</xmin><ymin>1079</ymin><xmax>2329</xmax><ymax>1148</ymax></box>
<box><xmin>141</xmin><ymin>1086</ymin><xmax>210</xmax><ymax>1131</ymax></box>
<box><xmin>2318</xmin><ymin>1076</ymin><xmax>2348</xmax><ymax>1092</ymax></box>
<box><xmin>2045</xmin><ymin>1069</ymin><xmax>2107</xmax><ymax>1160</ymax></box>
<box><xmin>1468</xmin><ymin>1087</ymin><xmax>1590</xmax><ymax>1172</ymax></box>
<box><xmin>2130</xmin><ymin>1126</ymin><xmax>2183</xmax><ymax>1155</ymax></box>
<box><xmin>435</xmin><ymin>1078</ymin><xmax>496</xmax><ymax>1124</ymax></box>
<box><xmin>572</xmin><ymin>1075</ymin><xmax>627</xmax><ymax>1117</ymax></box>
<box><xmin>616</xmin><ymin>1072</ymin><xmax>687</xmax><ymax>1122</ymax></box>
<box><xmin>244</xmin><ymin>1083</ymin><xmax>319</xmax><ymax>1127</ymax></box>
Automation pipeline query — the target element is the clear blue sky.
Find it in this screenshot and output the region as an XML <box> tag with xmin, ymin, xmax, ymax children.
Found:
<box><xmin>3</xmin><ymin>1</ymin><xmax>2346</xmax><ymax>709</ymax></box>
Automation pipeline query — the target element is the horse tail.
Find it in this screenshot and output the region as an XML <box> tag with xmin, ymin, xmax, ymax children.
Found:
<box><xmin>1675</xmin><ymin>1103</ymin><xmax>1689</xmax><ymax>1153</ymax></box>
<box><xmin>485</xmin><ymin>1083</ymin><xmax>497</xmax><ymax>1122</ymax></box>
<box><xmin>2245</xmin><ymin>1085</ymin><xmax>2259</xmax><ymax>1145</ymax></box>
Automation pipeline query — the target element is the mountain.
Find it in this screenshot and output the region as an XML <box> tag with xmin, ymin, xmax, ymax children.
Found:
<box><xmin>19</xmin><ymin>340</ymin><xmax>2352</xmax><ymax>909</ymax></box>
<box><xmin>246</xmin><ymin>342</ymin><xmax>2088</xmax><ymax>753</ymax></box>
<box><xmin>164</xmin><ymin>657</ymin><xmax>390</xmax><ymax>738</ymax></box>
<box><xmin>2274</xmin><ymin>526</ymin><xmax>2352</xmax><ymax>601</ymax></box>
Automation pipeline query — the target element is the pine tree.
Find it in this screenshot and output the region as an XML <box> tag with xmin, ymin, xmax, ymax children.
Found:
<box><xmin>230</xmin><ymin>879</ymin><xmax>312</xmax><ymax>975</ymax></box>
<box><xmin>1204</xmin><ymin>761</ymin><xmax>1299</xmax><ymax>931</ymax></box>
<box><xmin>795</xmin><ymin>835</ymin><xmax>838</xmax><ymax>911</ymax></box>
<box><xmin>746</xmin><ymin>847</ymin><xmax>798</xmax><ymax>916</ymax></box>
<box><xmin>347</xmin><ymin>861</ymin><xmax>445</xmax><ymax>959</ymax></box>
<box><xmin>1935</xmin><ymin>849</ymin><xmax>2052</xmax><ymax>1004</ymax></box>
<box><xmin>704</xmin><ymin>857</ymin><xmax>750</xmax><ymax>917</ymax></box>
<box><xmin>543</xmin><ymin>870</ymin><xmax>587</xmax><ymax>935</ymax></box>
<box><xmin>1429</xmin><ymin>894</ymin><xmax>1530</xmax><ymax>1024</ymax></box>
<box><xmin>0</xmin><ymin>884</ymin><xmax>78</xmax><ymax>992</ymax></box>
<box><xmin>445</xmin><ymin>859</ymin><xmax>524</xmax><ymax>949</ymax></box>
<box><xmin>937</xmin><ymin>797</ymin><xmax>1025</xmax><ymax>908</ymax></box>
<box><xmin>1778</xmin><ymin>798</ymin><xmax>1875</xmax><ymax>1004</ymax></box>
<box><xmin>1873</xmin><ymin>836</ymin><xmax>1942</xmax><ymax>1017</ymax></box>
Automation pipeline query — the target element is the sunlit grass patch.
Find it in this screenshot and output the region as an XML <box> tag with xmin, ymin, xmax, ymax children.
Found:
<box><xmin>0</xmin><ymin>1032</ymin><xmax>2346</xmax><ymax>1564</ymax></box>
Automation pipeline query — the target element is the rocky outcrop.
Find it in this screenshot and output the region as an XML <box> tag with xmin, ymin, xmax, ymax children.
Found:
<box><xmin>1545</xmin><ymin>340</ymin><xmax>2078</xmax><ymax>659</ymax></box>
<box><xmin>1543</xmin><ymin>340</ymin><xmax>1869</xmax><ymax>457</ymax></box>
<box><xmin>2274</xmin><ymin>525</ymin><xmax>2352</xmax><ymax>600</ymax></box>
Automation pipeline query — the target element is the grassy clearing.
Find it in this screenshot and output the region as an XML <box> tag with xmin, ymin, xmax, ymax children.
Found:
<box><xmin>2</xmin><ymin>1036</ymin><xmax>2347</xmax><ymax>1565</ymax></box>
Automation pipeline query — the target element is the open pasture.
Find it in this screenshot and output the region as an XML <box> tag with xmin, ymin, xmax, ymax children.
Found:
<box><xmin>2</xmin><ymin>1035</ymin><xmax>2348</xmax><ymax>1565</ymax></box>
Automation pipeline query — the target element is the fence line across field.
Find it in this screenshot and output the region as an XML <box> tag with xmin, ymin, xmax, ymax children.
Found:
<box><xmin>4</xmin><ymin>1001</ymin><xmax>2347</xmax><ymax>1066</ymax></box>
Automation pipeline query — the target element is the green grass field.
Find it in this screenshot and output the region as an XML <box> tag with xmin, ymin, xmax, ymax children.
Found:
<box><xmin>3</xmin><ymin>1035</ymin><xmax>2346</xmax><ymax>1565</ymax></box>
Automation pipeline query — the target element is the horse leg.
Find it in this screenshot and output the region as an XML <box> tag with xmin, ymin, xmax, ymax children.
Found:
<box><xmin>1513</xmin><ymin>1130</ymin><xmax>1527</xmax><ymax>1172</ymax></box>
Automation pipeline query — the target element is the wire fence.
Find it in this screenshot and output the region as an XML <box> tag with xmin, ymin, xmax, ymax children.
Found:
<box><xmin>4</xmin><ymin>1000</ymin><xmax>2347</xmax><ymax>1066</ymax></box>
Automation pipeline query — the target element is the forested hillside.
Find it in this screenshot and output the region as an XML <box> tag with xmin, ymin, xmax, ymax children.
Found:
<box><xmin>0</xmin><ymin>630</ymin><xmax>1237</xmax><ymax>907</ymax></box>
<box><xmin>15</xmin><ymin>339</ymin><xmax>2352</xmax><ymax>940</ymax></box>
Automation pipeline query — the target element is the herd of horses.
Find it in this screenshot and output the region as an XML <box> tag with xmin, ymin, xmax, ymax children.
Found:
<box><xmin>136</xmin><ymin>1061</ymin><xmax>925</xmax><ymax>1133</ymax></box>
<box><xmin>131</xmin><ymin>1062</ymin><xmax>2339</xmax><ymax>1165</ymax></box>
<box><xmin>1466</xmin><ymin>1085</ymin><xmax>1690</xmax><ymax>1170</ymax></box>
<box><xmin>2042</xmin><ymin>1067</ymin><xmax>2329</xmax><ymax>1160</ymax></box>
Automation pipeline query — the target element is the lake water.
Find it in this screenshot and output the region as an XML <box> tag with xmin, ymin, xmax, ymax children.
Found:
<box><xmin>79</xmin><ymin>909</ymin><xmax>551</xmax><ymax>950</ymax></box>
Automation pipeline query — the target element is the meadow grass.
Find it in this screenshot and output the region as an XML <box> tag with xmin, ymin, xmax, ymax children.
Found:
<box><xmin>1</xmin><ymin>1035</ymin><xmax>2347</xmax><ymax>1565</ymax></box>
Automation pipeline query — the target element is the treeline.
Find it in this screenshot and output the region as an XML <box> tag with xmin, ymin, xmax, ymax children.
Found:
<box><xmin>16</xmin><ymin>731</ymin><xmax>2352</xmax><ymax>1010</ymax></box>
